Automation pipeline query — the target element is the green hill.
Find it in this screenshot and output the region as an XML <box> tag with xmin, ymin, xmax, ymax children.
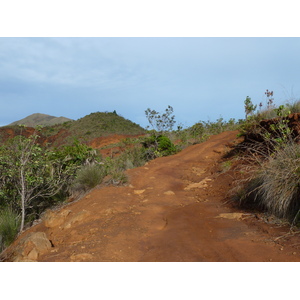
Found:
<box><xmin>48</xmin><ymin>111</ymin><xmax>146</xmax><ymax>145</ymax></box>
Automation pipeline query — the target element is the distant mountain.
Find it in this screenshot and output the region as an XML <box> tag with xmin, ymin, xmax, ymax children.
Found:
<box><xmin>49</xmin><ymin>111</ymin><xmax>146</xmax><ymax>146</ymax></box>
<box><xmin>8</xmin><ymin>113</ymin><xmax>73</xmax><ymax>127</ymax></box>
<box><xmin>1</xmin><ymin>111</ymin><xmax>146</xmax><ymax>147</ymax></box>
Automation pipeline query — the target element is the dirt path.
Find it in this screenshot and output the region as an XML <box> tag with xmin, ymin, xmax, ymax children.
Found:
<box><xmin>3</xmin><ymin>130</ymin><xmax>300</xmax><ymax>262</ymax></box>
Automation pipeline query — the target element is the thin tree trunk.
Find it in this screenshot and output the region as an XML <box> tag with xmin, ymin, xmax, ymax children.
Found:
<box><xmin>20</xmin><ymin>166</ymin><xmax>26</xmax><ymax>232</ymax></box>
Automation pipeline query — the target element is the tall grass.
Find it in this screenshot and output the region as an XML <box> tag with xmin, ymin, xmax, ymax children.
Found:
<box><xmin>0</xmin><ymin>207</ymin><xmax>20</xmax><ymax>251</ymax></box>
<box><xmin>249</xmin><ymin>143</ymin><xmax>300</xmax><ymax>223</ymax></box>
<box><xmin>72</xmin><ymin>164</ymin><xmax>107</xmax><ymax>192</ymax></box>
<box><xmin>286</xmin><ymin>99</ymin><xmax>300</xmax><ymax>114</ymax></box>
<box><xmin>236</xmin><ymin>111</ymin><xmax>300</xmax><ymax>224</ymax></box>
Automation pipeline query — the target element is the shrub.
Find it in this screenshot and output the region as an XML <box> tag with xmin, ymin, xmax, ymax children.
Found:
<box><xmin>286</xmin><ymin>100</ymin><xmax>300</xmax><ymax>114</ymax></box>
<box><xmin>244</xmin><ymin>96</ymin><xmax>257</xmax><ymax>119</ymax></box>
<box><xmin>72</xmin><ymin>164</ymin><xmax>107</xmax><ymax>192</ymax></box>
<box><xmin>142</xmin><ymin>134</ymin><xmax>177</xmax><ymax>160</ymax></box>
<box><xmin>253</xmin><ymin>143</ymin><xmax>300</xmax><ymax>222</ymax></box>
<box><xmin>116</xmin><ymin>146</ymin><xmax>147</xmax><ymax>169</ymax></box>
<box><xmin>108</xmin><ymin>169</ymin><xmax>128</xmax><ymax>186</ymax></box>
<box><xmin>236</xmin><ymin>135</ymin><xmax>300</xmax><ymax>224</ymax></box>
<box><xmin>0</xmin><ymin>207</ymin><xmax>20</xmax><ymax>251</ymax></box>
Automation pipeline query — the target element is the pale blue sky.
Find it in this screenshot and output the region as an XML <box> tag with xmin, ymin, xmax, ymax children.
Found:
<box><xmin>1</xmin><ymin>37</ymin><xmax>300</xmax><ymax>128</ymax></box>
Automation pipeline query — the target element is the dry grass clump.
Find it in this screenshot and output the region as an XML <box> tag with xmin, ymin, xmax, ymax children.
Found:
<box><xmin>72</xmin><ymin>164</ymin><xmax>107</xmax><ymax>192</ymax></box>
<box><xmin>286</xmin><ymin>99</ymin><xmax>300</xmax><ymax>114</ymax></box>
<box><xmin>237</xmin><ymin>142</ymin><xmax>300</xmax><ymax>224</ymax></box>
<box><xmin>254</xmin><ymin>143</ymin><xmax>300</xmax><ymax>222</ymax></box>
<box><xmin>0</xmin><ymin>207</ymin><xmax>20</xmax><ymax>251</ymax></box>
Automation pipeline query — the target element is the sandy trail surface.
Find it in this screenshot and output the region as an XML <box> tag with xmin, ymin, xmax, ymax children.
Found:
<box><xmin>3</xmin><ymin>130</ymin><xmax>300</xmax><ymax>262</ymax></box>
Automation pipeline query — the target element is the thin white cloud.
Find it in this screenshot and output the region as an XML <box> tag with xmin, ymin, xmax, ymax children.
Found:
<box><xmin>0</xmin><ymin>37</ymin><xmax>152</xmax><ymax>89</ymax></box>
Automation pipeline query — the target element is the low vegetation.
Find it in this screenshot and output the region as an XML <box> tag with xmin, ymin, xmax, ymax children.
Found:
<box><xmin>232</xmin><ymin>90</ymin><xmax>300</xmax><ymax>226</ymax></box>
<box><xmin>44</xmin><ymin>111</ymin><xmax>146</xmax><ymax>146</ymax></box>
<box><xmin>0</xmin><ymin>207</ymin><xmax>20</xmax><ymax>252</ymax></box>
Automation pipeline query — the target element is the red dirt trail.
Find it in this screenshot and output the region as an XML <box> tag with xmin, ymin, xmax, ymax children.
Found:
<box><xmin>3</xmin><ymin>130</ymin><xmax>300</xmax><ymax>262</ymax></box>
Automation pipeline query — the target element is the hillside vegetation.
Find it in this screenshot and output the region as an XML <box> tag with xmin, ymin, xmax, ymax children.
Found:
<box><xmin>1</xmin><ymin>111</ymin><xmax>146</xmax><ymax>147</ymax></box>
<box><xmin>229</xmin><ymin>91</ymin><xmax>300</xmax><ymax>226</ymax></box>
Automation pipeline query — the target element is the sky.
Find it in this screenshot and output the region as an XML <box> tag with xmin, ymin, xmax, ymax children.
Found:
<box><xmin>1</xmin><ymin>37</ymin><xmax>300</xmax><ymax>128</ymax></box>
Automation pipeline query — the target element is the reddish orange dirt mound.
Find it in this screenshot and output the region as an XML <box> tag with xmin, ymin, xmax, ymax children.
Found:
<box><xmin>2</xmin><ymin>130</ymin><xmax>300</xmax><ymax>262</ymax></box>
<box><xmin>88</xmin><ymin>134</ymin><xmax>144</xmax><ymax>157</ymax></box>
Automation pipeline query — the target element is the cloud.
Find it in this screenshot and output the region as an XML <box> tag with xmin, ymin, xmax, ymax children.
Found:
<box><xmin>0</xmin><ymin>38</ymin><xmax>151</xmax><ymax>90</ymax></box>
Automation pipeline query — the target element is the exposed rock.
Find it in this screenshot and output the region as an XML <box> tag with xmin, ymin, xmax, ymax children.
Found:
<box><xmin>184</xmin><ymin>178</ymin><xmax>212</xmax><ymax>190</ymax></box>
<box><xmin>61</xmin><ymin>210</ymin><xmax>91</xmax><ymax>230</ymax></box>
<box><xmin>215</xmin><ymin>213</ymin><xmax>245</xmax><ymax>220</ymax></box>
<box><xmin>44</xmin><ymin>209</ymin><xmax>72</xmax><ymax>228</ymax></box>
<box><xmin>12</xmin><ymin>232</ymin><xmax>52</xmax><ymax>262</ymax></box>
<box><xmin>134</xmin><ymin>189</ymin><xmax>145</xmax><ymax>195</ymax></box>
<box><xmin>70</xmin><ymin>253</ymin><xmax>93</xmax><ymax>262</ymax></box>
<box><xmin>164</xmin><ymin>190</ymin><xmax>175</xmax><ymax>195</ymax></box>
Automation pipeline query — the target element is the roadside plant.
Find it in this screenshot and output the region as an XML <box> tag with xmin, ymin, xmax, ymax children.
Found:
<box><xmin>240</xmin><ymin>143</ymin><xmax>300</xmax><ymax>224</ymax></box>
<box><xmin>0</xmin><ymin>133</ymin><xmax>101</xmax><ymax>232</ymax></box>
<box><xmin>142</xmin><ymin>134</ymin><xmax>177</xmax><ymax>160</ymax></box>
<box><xmin>145</xmin><ymin>105</ymin><xmax>176</xmax><ymax>133</ymax></box>
<box><xmin>244</xmin><ymin>96</ymin><xmax>257</xmax><ymax>119</ymax></box>
<box><xmin>0</xmin><ymin>207</ymin><xmax>21</xmax><ymax>251</ymax></box>
<box><xmin>265</xmin><ymin>89</ymin><xmax>274</xmax><ymax>110</ymax></box>
<box><xmin>72</xmin><ymin>164</ymin><xmax>107</xmax><ymax>192</ymax></box>
<box><xmin>286</xmin><ymin>100</ymin><xmax>300</xmax><ymax>114</ymax></box>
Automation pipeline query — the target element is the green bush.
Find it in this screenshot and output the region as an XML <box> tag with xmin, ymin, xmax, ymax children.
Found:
<box><xmin>142</xmin><ymin>134</ymin><xmax>177</xmax><ymax>160</ymax></box>
<box><xmin>0</xmin><ymin>207</ymin><xmax>20</xmax><ymax>251</ymax></box>
<box><xmin>72</xmin><ymin>164</ymin><xmax>107</xmax><ymax>192</ymax></box>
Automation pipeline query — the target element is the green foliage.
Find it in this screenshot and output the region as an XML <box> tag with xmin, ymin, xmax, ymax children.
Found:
<box><xmin>59</xmin><ymin>112</ymin><xmax>145</xmax><ymax>145</ymax></box>
<box><xmin>236</xmin><ymin>91</ymin><xmax>300</xmax><ymax>224</ymax></box>
<box><xmin>72</xmin><ymin>164</ymin><xmax>107</xmax><ymax>192</ymax></box>
<box><xmin>115</xmin><ymin>146</ymin><xmax>147</xmax><ymax>170</ymax></box>
<box><xmin>244</xmin><ymin>96</ymin><xmax>257</xmax><ymax>119</ymax></box>
<box><xmin>0</xmin><ymin>134</ymin><xmax>102</xmax><ymax>232</ymax></box>
<box><xmin>142</xmin><ymin>134</ymin><xmax>177</xmax><ymax>160</ymax></box>
<box><xmin>52</xmin><ymin>139</ymin><xmax>99</xmax><ymax>166</ymax></box>
<box><xmin>0</xmin><ymin>207</ymin><xmax>20</xmax><ymax>251</ymax></box>
<box><xmin>174</xmin><ymin>118</ymin><xmax>240</xmax><ymax>147</ymax></box>
<box><xmin>274</xmin><ymin>105</ymin><xmax>291</xmax><ymax>118</ymax></box>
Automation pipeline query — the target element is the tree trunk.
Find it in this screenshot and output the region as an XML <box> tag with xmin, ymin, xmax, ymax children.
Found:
<box><xmin>20</xmin><ymin>167</ymin><xmax>26</xmax><ymax>232</ymax></box>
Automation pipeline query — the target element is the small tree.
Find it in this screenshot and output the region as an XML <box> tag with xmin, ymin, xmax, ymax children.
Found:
<box><xmin>0</xmin><ymin>134</ymin><xmax>68</xmax><ymax>231</ymax></box>
<box><xmin>143</xmin><ymin>105</ymin><xmax>177</xmax><ymax>159</ymax></box>
<box><xmin>145</xmin><ymin>105</ymin><xmax>176</xmax><ymax>133</ymax></box>
<box><xmin>0</xmin><ymin>134</ymin><xmax>98</xmax><ymax>232</ymax></box>
<box><xmin>244</xmin><ymin>96</ymin><xmax>257</xmax><ymax>119</ymax></box>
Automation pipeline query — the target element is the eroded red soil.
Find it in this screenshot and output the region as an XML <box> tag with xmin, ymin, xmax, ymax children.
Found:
<box><xmin>88</xmin><ymin>134</ymin><xmax>144</xmax><ymax>157</ymax></box>
<box><xmin>3</xmin><ymin>130</ymin><xmax>300</xmax><ymax>262</ymax></box>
